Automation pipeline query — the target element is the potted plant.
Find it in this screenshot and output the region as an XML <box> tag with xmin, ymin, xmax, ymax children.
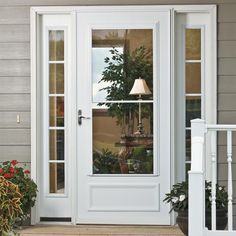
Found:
<box><xmin>163</xmin><ymin>181</ymin><xmax>228</xmax><ymax>236</ymax></box>
<box><xmin>0</xmin><ymin>176</ymin><xmax>23</xmax><ymax>235</ymax></box>
<box><xmin>0</xmin><ymin>160</ymin><xmax>38</xmax><ymax>225</ymax></box>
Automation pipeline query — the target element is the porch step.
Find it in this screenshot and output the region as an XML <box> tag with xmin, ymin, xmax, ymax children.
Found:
<box><xmin>19</xmin><ymin>225</ymin><xmax>184</xmax><ymax>236</ymax></box>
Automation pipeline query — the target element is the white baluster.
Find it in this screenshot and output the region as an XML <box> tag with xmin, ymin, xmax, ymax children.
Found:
<box><xmin>227</xmin><ymin>131</ymin><xmax>233</xmax><ymax>231</ymax></box>
<box><xmin>211</xmin><ymin>130</ymin><xmax>217</xmax><ymax>231</ymax></box>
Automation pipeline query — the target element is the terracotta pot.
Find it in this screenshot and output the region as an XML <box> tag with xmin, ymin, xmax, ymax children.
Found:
<box><xmin>176</xmin><ymin>209</ymin><xmax>228</xmax><ymax>236</ymax></box>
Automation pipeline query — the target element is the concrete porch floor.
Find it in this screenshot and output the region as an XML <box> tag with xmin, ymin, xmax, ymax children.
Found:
<box><xmin>19</xmin><ymin>225</ymin><xmax>184</xmax><ymax>236</ymax></box>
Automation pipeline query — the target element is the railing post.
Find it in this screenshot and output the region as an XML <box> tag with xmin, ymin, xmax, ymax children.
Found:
<box><xmin>189</xmin><ymin>119</ymin><xmax>205</xmax><ymax>236</ymax></box>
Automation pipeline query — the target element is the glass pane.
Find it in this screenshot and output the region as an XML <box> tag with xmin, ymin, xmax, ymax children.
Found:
<box><xmin>185</xmin><ymin>29</ymin><xmax>201</xmax><ymax>60</ymax></box>
<box><xmin>49</xmin><ymin>130</ymin><xmax>64</xmax><ymax>160</ymax></box>
<box><xmin>186</xmin><ymin>63</ymin><xmax>201</xmax><ymax>94</ymax></box>
<box><xmin>49</xmin><ymin>64</ymin><xmax>64</xmax><ymax>94</ymax></box>
<box><xmin>186</xmin><ymin>97</ymin><xmax>201</xmax><ymax>127</ymax></box>
<box><xmin>92</xmin><ymin>29</ymin><xmax>153</xmax><ymax>103</ymax></box>
<box><xmin>186</xmin><ymin>130</ymin><xmax>191</xmax><ymax>161</ymax></box>
<box><xmin>93</xmin><ymin>103</ymin><xmax>153</xmax><ymax>174</ymax></box>
<box><xmin>185</xmin><ymin>163</ymin><xmax>191</xmax><ymax>180</ymax></box>
<box><xmin>49</xmin><ymin>30</ymin><xmax>64</xmax><ymax>61</ymax></box>
<box><xmin>49</xmin><ymin>163</ymin><xmax>65</xmax><ymax>193</ymax></box>
<box><xmin>50</xmin><ymin>96</ymin><xmax>64</xmax><ymax>127</ymax></box>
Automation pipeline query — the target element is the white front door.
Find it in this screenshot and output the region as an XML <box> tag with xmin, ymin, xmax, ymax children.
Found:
<box><xmin>76</xmin><ymin>7</ymin><xmax>171</xmax><ymax>225</ymax></box>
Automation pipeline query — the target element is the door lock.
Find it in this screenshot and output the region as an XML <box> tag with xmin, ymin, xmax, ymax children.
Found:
<box><xmin>78</xmin><ymin>109</ymin><xmax>90</xmax><ymax>125</ymax></box>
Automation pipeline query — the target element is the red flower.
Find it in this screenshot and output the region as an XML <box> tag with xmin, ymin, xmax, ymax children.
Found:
<box><xmin>24</xmin><ymin>170</ymin><xmax>30</xmax><ymax>175</ymax></box>
<box><xmin>0</xmin><ymin>168</ymin><xmax>3</xmax><ymax>174</ymax></box>
<box><xmin>11</xmin><ymin>160</ymin><xmax>18</xmax><ymax>166</ymax></box>
<box><xmin>9</xmin><ymin>167</ymin><xmax>15</xmax><ymax>173</ymax></box>
<box><xmin>4</xmin><ymin>173</ymin><xmax>14</xmax><ymax>178</ymax></box>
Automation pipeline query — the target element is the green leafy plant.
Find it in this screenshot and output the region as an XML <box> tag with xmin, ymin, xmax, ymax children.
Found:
<box><xmin>0</xmin><ymin>176</ymin><xmax>23</xmax><ymax>235</ymax></box>
<box><xmin>93</xmin><ymin>149</ymin><xmax>121</xmax><ymax>174</ymax></box>
<box><xmin>99</xmin><ymin>46</ymin><xmax>153</xmax><ymax>134</ymax></box>
<box><xmin>0</xmin><ymin>160</ymin><xmax>37</xmax><ymax>217</ymax></box>
<box><xmin>163</xmin><ymin>181</ymin><xmax>228</xmax><ymax>212</ymax></box>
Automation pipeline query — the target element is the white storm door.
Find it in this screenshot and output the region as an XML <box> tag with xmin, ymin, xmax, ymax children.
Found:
<box><xmin>76</xmin><ymin>7</ymin><xmax>171</xmax><ymax>225</ymax></box>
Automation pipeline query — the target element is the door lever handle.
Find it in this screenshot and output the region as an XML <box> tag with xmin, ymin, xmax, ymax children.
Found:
<box><xmin>78</xmin><ymin>110</ymin><xmax>90</xmax><ymax>125</ymax></box>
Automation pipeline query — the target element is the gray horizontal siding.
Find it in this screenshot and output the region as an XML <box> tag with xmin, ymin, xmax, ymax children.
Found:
<box><xmin>0</xmin><ymin>60</ymin><xmax>30</xmax><ymax>76</ymax></box>
<box><xmin>218</xmin><ymin>163</ymin><xmax>236</xmax><ymax>180</ymax></box>
<box><xmin>0</xmin><ymin>145</ymin><xmax>30</xmax><ymax>162</ymax></box>
<box><xmin>0</xmin><ymin>94</ymin><xmax>30</xmax><ymax>111</ymax></box>
<box><xmin>218</xmin><ymin>76</ymin><xmax>236</xmax><ymax>93</ymax></box>
<box><xmin>218</xmin><ymin>145</ymin><xmax>236</xmax><ymax>163</ymax></box>
<box><xmin>0</xmin><ymin>77</ymin><xmax>30</xmax><ymax>93</ymax></box>
<box><xmin>0</xmin><ymin>129</ymin><xmax>30</xmax><ymax>145</ymax></box>
<box><xmin>0</xmin><ymin>7</ymin><xmax>29</xmax><ymax>24</ymax></box>
<box><xmin>218</xmin><ymin>41</ymin><xmax>236</xmax><ymax>58</ymax></box>
<box><xmin>218</xmin><ymin>58</ymin><xmax>236</xmax><ymax>76</ymax></box>
<box><xmin>0</xmin><ymin>25</ymin><xmax>29</xmax><ymax>42</ymax></box>
<box><xmin>218</xmin><ymin>3</ymin><xmax>236</xmax><ymax>23</ymax></box>
<box><xmin>0</xmin><ymin>43</ymin><xmax>30</xmax><ymax>59</ymax></box>
<box><xmin>218</xmin><ymin>94</ymin><xmax>236</xmax><ymax>111</ymax></box>
<box><xmin>0</xmin><ymin>112</ymin><xmax>30</xmax><ymax>128</ymax></box>
<box><xmin>218</xmin><ymin>111</ymin><xmax>236</xmax><ymax>123</ymax></box>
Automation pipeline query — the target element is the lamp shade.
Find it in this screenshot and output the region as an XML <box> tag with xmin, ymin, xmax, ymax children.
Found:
<box><xmin>129</xmin><ymin>77</ymin><xmax>152</xmax><ymax>95</ymax></box>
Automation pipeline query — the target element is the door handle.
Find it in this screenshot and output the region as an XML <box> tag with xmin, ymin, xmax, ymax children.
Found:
<box><xmin>78</xmin><ymin>110</ymin><xmax>90</xmax><ymax>125</ymax></box>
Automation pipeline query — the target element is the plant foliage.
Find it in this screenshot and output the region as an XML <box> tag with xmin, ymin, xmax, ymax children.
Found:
<box><xmin>0</xmin><ymin>160</ymin><xmax>38</xmax><ymax>217</ymax></box>
<box><xmin>99</xmin><ymin>46</ymin><xmax>153</xmax><ymax>134</ymax></box>
<box><xmin>163</xmin><ymin>181</ymin><xmax>228</xmax><ymax>212</ymax></box>
<box><xmin>0</xmin><ymin>176</ymin><xmax>23</xmax><ymax>235</ymax></box>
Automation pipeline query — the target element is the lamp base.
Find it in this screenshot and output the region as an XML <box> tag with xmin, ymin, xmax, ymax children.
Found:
<box><xmin>134</xmin><ymin>122</ymin><xmax>144</xmax><ymax>135</ymax></box>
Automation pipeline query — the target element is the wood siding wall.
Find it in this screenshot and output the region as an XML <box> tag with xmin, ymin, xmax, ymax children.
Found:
<box><xmin>0</xmin><ymin>0</ymin><xmax>236</xmax><ymax>223</ymax></box>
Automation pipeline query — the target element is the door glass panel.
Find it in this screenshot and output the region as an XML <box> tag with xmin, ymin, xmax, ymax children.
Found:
<box><xmin>92</xmin><ymin>29</ymin><xmax>154</xmax><ymax>175</ymax></box>
<box><xmin>185</xmin><ymin>63</ymin><xmax>201</xmax><ymax>94</ymax></box>
<box><xmin>49</xmin><ymin>64</ymin><xmax>64</xmax><ymax>94</ymax></box>
<box><xmin>49</xmin><ymin>30</ymin><xmax>64</xmax><ymax>61</ymax></box>
<box><xmin>48</xmin><ymin>29</ymin><xmax>65</xmax><ymax>194</ymax></box>
<box><xmin>93</xmin><ymin>103</ymin><xmax>153</xmax><ymax>174</ymax></box>
<box><xmin>185</xmin><ymin>29</ymin><xmax>201</xmax><ymax>60</ymax></box>
<box><xmin>49</xmin><ymin>130</ymin><xmax>64</xmax><ymax>160</ymax></box>
<box><xmin>92</xmin><ymin>29</ymin><xmax>153</xmax><ymax>103</ymax></box>
<box><xmin>49</xmin><ymin>96</ymin><xmax>64</xmax><ymax>127</ymax></box>
<box><xmin>186</xmin><ymin>96</ymin><xmax>201</xmax><ymax>127</ymax></box>
<box><xmin>49</xmin><ymin>163</ymin><xmax>65</xmax><ymax>193</ymax></box>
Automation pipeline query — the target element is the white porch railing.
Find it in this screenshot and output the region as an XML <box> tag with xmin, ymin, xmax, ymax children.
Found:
<box><xmin>189</xmin><ymin>119</ymin><xmax>236</xmax><ymax>236</ymax></box>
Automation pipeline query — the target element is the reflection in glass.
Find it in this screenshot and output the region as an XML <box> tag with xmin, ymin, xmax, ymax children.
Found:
<box><xmin>186</xmin><ymin>130</ymin><xmax>191</xmax><ymax>161</ymax></box>
<box><xmin>185</xmin><ymin>63</ymin><xmax>201</xmax><ymax>94</ymax></box>
<box><xmin>92</xmin><ymin>29</ymin><xmax>153</xmax><ymax>103</ymax></box>
<box><xmin>49</xmin><ymin>30</ymin><xmax>64</xmax><ymax>61</ymax></box>
<box><xmin>49</xmin><ymin>163</ymin><xmax>64</xmax><ymax>193</ymax></box>
<box><xmin>93</xmin><ymin>103</ymin><xmax>153</xmax><ymax>174</ymax></box>
<box><xmin>186</xmin><ymin>97</ymin><xmax>201</xmax><ymax>127</ymax></box>
<box><xmin>50</xmin><ymin>96</ymin><xmax>64</xmax><ymax>127</ymax></box>
<box><xmin>49</xmin><ymin>64</ymin><xmax>64</xmax><ymax>94</ymax></box>
<box><xmin>50</xmin><ymin>130</ymin><xmax>64</xmax><ymax>160</ymax></box>
<box><xmin>185</xmin><ymin>29</ymin><xmax>201</xmax><ymax>60</ymax></box>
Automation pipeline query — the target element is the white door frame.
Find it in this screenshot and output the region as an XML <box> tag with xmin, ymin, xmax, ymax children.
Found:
<box><xmin>30</xmin><ymin>5</ymin><xmax>216</xmax><ymax>225</ymax></box>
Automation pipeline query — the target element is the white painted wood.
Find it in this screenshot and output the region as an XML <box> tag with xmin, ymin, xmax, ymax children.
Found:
<box><xmin>189</xmin><ymin>172</ymin><xmax>205</xmax><ymax>236</ymax></box>
<box><xmin>211</xmin><ymin>130</ymin><xmax>217</xmax><ymax>231</ymax></box>
<box><xmin>189</xmin><ymin>120</ymin><xmax>236</xmax><ymax>235</ymax></box>
<box><xmin>227</xmin><ymin>131</ymin><xmax>233</xmax><ymax>231</ymax></box>
<box><xmin>76</xmin><ymin>7</ymin><xmax>171</xmax><ymax>225</ymax></box>
<box><xmin>190</xmin><ymin>119</ymin><xmax>205</xmax><ymax>171</ymax></box>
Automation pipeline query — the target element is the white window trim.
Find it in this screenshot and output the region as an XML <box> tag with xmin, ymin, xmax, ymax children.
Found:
<box><xmin>31</xmin><ymin>5</ymin><xmax>217</xmax><ymax>225</ymax></box>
